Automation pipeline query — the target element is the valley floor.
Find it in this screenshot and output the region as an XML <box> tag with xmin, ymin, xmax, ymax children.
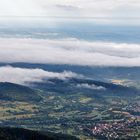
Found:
<box><xmin>0</xmin><ymin>91</ymin><xmax>140</xmax><ymax>140</ymax></box>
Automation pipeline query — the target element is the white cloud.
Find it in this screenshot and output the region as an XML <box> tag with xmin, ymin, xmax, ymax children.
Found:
<box><xmin>54</xmin><ymin>4</ymin><xmax>81</xmax><ymax>11</ymax></box>
<box><xmin>77</xmin><ymin>83</ymin><xmax>106</xmax><ymax>90</ymax></box>
<box><xmin>0</xmin><ymin>66</ymin><xmax>79</xmax><ymax>85</ymax></box>
<box><xmin>0</xmin><ymin>37</ymin><xmax>140</xmax><ymax>66</ymax></box>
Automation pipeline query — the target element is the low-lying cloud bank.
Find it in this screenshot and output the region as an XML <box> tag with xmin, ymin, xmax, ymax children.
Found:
<box><xmin>0</xmin><ymin>66</ymin><xmax>79</xmax><ymax>85</ymax></box>
<box><xmin>77</xmin><ymin>83</ymin><xmax>106</xmax><ymax>90</ymax></box>
<box><xmin>0</xmin><ymin>38</ymin><xmax>140</xmax><ymax>66</ymax></box>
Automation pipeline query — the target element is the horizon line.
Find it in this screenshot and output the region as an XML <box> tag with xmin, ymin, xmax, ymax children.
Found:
<box><xmin>0</xmin><ymin>16</ymin><xmax>140</xmax><ymax>19</ymax></box>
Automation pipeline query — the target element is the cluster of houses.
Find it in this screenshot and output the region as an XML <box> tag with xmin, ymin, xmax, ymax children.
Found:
<box><xmin>91</xmin><ymin>118</ymin><xmax>139</xmax><ymax>139</ymax></box>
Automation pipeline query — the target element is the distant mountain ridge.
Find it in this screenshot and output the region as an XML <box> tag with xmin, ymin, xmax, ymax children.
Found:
<box><xmin>1</xmin><ymin>63</ymin><xmax>140</xmax><ymax>81</ymax></box>
<box><xmin>32</xmin><ymin>78</ymin><xmax>140</xmax><ymax>97</ymax></box>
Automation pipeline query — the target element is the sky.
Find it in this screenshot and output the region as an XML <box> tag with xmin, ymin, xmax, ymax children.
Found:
<box><xmin>0</xmin><ymin>0</ymin><xmax>140</xmax><ymax>67</ymax></box>
<box><xmin>0</xmin><ymin>0</ymin><xmax>140</xmax><ymax>18</ymax></box>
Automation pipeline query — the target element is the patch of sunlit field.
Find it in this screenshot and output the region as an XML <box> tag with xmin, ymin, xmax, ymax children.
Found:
<box><xmin>79</xmin><ymin>97</ymin><xmax>92</xmax><ymax>103</ymax></box>
<box><xmin>111</xmin><ymin>79</ymin><xmax>140</xmax><ymax>89</ymax></box>
<box><xmin>0</xmin><ymin>101</ymin><xmax>39</xmax><ymax>120</ymax></box>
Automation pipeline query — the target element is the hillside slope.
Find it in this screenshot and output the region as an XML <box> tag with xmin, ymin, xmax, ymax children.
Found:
<box><xmin>0</xmin><ymin>82</ymin><xmax>41</xmax><ymax>102</ymax></box>
<box><xmin>0</xmin><ymin>127</ymin><xmax>79</xmax><ymax>140</ymax></box>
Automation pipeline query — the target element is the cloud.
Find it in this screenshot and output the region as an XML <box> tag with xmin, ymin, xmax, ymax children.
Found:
<box><xmin>0</xmin><ymin>37</ymin><xmax>140</xmax><ymax>66</ymax></box>
<box><xmin>55</xmin><ymin>4</ymin><xmax>81</xmax><ymax>11</ymax></box>
<box><xmin>0</xmin><ymin>66</ymin><xmax>79</xmax><ymax>85</ymax></box>
<box><xmin>77</xmin><ymin>83</ymin><xmax>106</xmax><ymax>90</ymax></box>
